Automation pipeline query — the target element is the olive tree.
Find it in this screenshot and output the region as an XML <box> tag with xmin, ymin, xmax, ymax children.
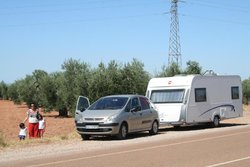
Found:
<box><xmin>157</xmin><ymin>62</ymin><xmax>181</xmax><ymax>77</ymax></box>
<box><xmin>121</xmin><ymin>58</ymin><xmax>150</xmax><ymax>95</ymax></box>
<box><xmin>0</xmin><ymin>81</ymin><xmax>8</xmax><ymax>100</ymax></box>
<box><xmin>59</xmin><ymin>58</ymin><xmax>91</xmax><ymax>116</ymax></box>
<box><xmin>184</xmin><ymin>60</ymin><xmax>202</xmax><ymax>74</ymax></box>
<box><xmin>242</xmin><ymin>78</ymin><xmax>250</xmax><ymax>104</ymax></box>
<box><xmin>88</xmin><ymin>62</ymin><xmax>109</xmax><ymax>102</ymax></box>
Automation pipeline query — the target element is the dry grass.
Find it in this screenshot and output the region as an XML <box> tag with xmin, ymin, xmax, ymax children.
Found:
<box><xmin>243</xmin><ymin>104</ymin><xmax>250</xmax><ymax>112</ymax></box>
<box><xmin>0</xmin><ymin>132</ymin><xmax>8</xmax><ymax>148</ymax></box>
<box><xmin>0</xmin><ymin>100</ymin><xmax>78</xmax><ymax>149</ymax></box>
<box><xmin>2</xmin><ymin>131</ymin><xmax>80</xmax><ymax>149</ymax></box>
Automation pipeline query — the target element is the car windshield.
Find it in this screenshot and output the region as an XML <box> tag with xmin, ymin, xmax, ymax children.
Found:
<box><xmin>89</xmin><ymin>97</ymin><xmax>129</xmax><ymax>110</ymax></box>
<box><xmin>150</xmin><ymin>89</ymin><xmax>185</xmax><ymax>103</ymax></box>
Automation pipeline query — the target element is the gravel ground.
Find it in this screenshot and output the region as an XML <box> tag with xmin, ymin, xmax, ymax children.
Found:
<box><xmin>1</xmin><ymin>112</ymin><xmax>250</xmax><ymax>164</ymax></box>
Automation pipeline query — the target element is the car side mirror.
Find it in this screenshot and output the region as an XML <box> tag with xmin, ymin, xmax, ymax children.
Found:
<box><xmin>80</xmin><ymin>107</ymin><xmax>86</xmax><ymax>112</ymax></box>
<box><xmin>130</xmin><ymin>106</ymin><xmax>141</xmax><ymax>112</ymax></box>
<box><xmin>130</xmin><ymin>107</ymin><xmax>137</xmax><ymax>112</ymax></box>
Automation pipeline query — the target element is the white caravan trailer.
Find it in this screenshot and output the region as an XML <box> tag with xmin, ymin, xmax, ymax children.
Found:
<box><xmin>146</xmin><ymin>75</ymin><xmax>243</xmax><ymax>127</ymax></box>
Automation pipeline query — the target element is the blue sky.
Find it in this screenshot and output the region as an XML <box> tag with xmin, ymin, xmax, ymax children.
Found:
<box><xmin>1</xmin><ymin>0</ymin><xmax>250</xmax><ymax>83</ymax></box>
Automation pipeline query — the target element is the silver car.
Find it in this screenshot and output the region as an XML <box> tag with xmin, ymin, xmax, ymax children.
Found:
<box><xmin>75</xmin><ymin>95</ymin><xmax>159</xmax><ymax>140</ymax></box>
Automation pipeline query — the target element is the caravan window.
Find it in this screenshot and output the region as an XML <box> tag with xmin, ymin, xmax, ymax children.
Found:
<box><xmin>231</xmin><ymin>86</ymin><xmax>239</xmax><ymax>99</ymax></box>
<box><xmin>150</xmin><ymin>89</ymin><xmax>185</xmax><ymax>103</ymax></box>
<box><xmin>195</xmin><ymin>88</ymin><xmax>207</xmax><ymax>102</ymax></box>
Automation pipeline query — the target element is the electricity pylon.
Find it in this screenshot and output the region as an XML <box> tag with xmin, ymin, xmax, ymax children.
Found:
<box><xmin>168</xmin><ymin>0</ymin><xmax>182</xmax><ymax>67</ymax></box>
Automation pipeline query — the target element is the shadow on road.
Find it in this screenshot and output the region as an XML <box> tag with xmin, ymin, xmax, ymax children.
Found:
<box><xmin>42</xmin><ymin>114</ymin><xmax>73</xmax><ymax>119</ymax></box>
<box><xmin>89</xmin><ymin>132</ymin><xmax>155</xmax><ymax>141</ymax></box>
<box><xmin>82</xmin><ymin>123</ymin><xmax>249</xmax><ymax>141</ymax></box>
<box><xmin>159</xmin><ymin>123</ymin><xmax>248</xmax><ymax>132</ymax></box>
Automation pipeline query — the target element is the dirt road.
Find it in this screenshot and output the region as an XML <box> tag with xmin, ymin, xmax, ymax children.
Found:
<box><xmin>1</xmin><ymin>123</ymin><xmax>250</xmax><ymax>167</ymax></box>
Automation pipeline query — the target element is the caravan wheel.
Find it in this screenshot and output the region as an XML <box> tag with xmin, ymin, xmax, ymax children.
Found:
<box><xmin>212</xmin><ymin>116</ymin><xmax>220</xmax><ymax>127</ymax></box>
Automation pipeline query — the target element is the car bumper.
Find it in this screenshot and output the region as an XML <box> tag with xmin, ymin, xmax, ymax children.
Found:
<box><xmin>76</xmin><ymin>122</ymin><xmax>120</xmax><ymax>135</ymax></box>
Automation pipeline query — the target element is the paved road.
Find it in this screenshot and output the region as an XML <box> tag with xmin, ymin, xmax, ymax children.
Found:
<box><xmin>2</xmin><ymin>125</ymin><xmax>250</xmax><ymax>167</ymax></box>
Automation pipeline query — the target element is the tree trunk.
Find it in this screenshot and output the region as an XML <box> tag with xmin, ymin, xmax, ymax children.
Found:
<box><xmin>59</xmin><ymin>107</ymin><xmax>68</xmax><ymax>117</ymax></box>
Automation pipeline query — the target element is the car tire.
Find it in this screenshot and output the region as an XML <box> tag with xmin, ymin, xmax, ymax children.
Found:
<box><xmin>117</xmin><ymin>123</ymin><xmax>127</xmax><ymax>140</ymax></box>
<box><xmin>149</xmin><ymin>120</ymin><xmax>159</xmax><ymax>135</ymax></box>
<box><xmin>81</xmin><ymin>134</ymin><xmax>90</xmax><ymax>140</ymax></box>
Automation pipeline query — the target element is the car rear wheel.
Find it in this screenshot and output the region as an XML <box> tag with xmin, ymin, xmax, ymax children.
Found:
<box><xmin>211</xmin><ymin>116</ymin><xmax>220</xmax><ymax>127</ymax></box>
<box><xmin>117</xmin><ymin>123</ymin><xmax>127</xmax><ymax>140</ymax></box>
<box><xmin>149</xmin><ymin>120</ymin><xmax>158</xmax><ymax>135</ymax></box>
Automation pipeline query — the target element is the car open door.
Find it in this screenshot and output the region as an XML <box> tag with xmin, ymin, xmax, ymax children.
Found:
<box><xmin>75</xmin><ymin>96</ymin><xmax>90</xmax><ymax>122</ymax></box>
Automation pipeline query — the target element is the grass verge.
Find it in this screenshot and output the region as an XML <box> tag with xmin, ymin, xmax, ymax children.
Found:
<box><xmin>1</xmin><ymin>131</ymin><xmax>80</xmax><ymax>149</ymax></box>
<box><xmin>0</xmin><ymin>132</ymin><xmax>8</xmax><ymax>148</ymax></box>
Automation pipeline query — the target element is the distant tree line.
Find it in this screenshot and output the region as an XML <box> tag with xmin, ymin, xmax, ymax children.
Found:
<box><xmin>1</xmin><ymin>58</ymin><xmax>151</xmax><ymax>116</ymax></box>
<box><xmin>5</xmin><ymin>58</ymin><xmax>249</xmax><ymax>117</ymax></box>
<box><xmin>242</xmin><ymin>79</ymin><xmax>250</xmax><ymax>104</ymax></box>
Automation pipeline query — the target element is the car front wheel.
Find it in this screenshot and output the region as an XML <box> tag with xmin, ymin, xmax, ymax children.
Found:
<box><xmin>81</xmin><ymin>134</ymin><xmax>90</xmax><ymax>140</ymax></box>
<box><xmin>117</xmin><ymin>123</ymin><xmax>128</xmax><ymax>140</ymax></box>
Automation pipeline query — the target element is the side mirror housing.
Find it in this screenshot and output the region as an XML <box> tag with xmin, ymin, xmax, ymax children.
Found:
<box><xmin>80</xmin><ymin>108</ymin><xmax>86</xmax><ymax>112</ymax></box>
<box><xmin>130</xmin><ymin>106</ymin><xmax>141</xmax><ymax>112</ymax></box>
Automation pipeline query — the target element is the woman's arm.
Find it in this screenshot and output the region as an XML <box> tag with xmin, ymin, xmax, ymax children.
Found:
<box><xmin>23</xmin><ymin>116</ymin><xmax>28</xmax><ymax>123</ymax></box>
<box><xmin>23</xmin><ymin>110</ymin><xmax>29</xmax><ymax>123</ymax></box>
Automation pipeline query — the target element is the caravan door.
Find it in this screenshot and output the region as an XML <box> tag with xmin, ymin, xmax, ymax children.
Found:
<box><xmin>75</xmin><ymin>96</ymin><xmax>90</xmax><ymax>122</ymax></box>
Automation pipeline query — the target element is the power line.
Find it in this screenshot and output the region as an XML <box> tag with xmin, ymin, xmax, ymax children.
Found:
<box><xmin>186</xmin><ymin>0</ymin><xmax>250</xmax><ymax>14</ymax></box>
<box><xmin>0</xmin><ymin>0</ymin><xmax>117</xmax><ymax>10</ymax></box>
<box><xmin>0</xmin><ymin>1</ymin><xmax>167</xmax><ymax>28</ymax></box>
<box><xmin>1</xmin><ymin>0</ymin><xmax>250</xmax><ymax>28</ymax></box>
<box><xmin>0</xmin><ymin>13</ymin><xmax>164</xmax><ymax>28</ymax></box>
<box><xmin>0</xmin><ymin>1</ymin><xmax>166</xmax><ymax>15</ymax></box>
<box><xmin>180</xmin><ymin>13</ymin><xmax>250</xmax><ymax>26</ymax></box>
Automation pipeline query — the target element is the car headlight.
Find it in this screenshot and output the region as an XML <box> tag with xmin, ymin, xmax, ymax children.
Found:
<box><xmin>104</xmin><ymin>114</ymin><xmax>117</xmax><ymax>123</ymax></box>
<box><xmin>77</xmin><ymin>116</ymin><xmax>84</xmax><ymax>123</ymax></box>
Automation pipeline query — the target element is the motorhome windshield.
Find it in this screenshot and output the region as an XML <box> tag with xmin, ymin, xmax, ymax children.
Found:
<box><xmin>89</xmin><ymin>97</ymin><xmax>128</xmax><ymax>110</ymax></box>
<box><xmin>150</xmin><ymin>89</ymin><xmax>185</xmax><ymax>103</ymax></box>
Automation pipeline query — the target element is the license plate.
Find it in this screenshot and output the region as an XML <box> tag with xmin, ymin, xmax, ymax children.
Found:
<box><xmin>86</xmin><ymin>125</ymin><xmax>99</xmax><ymax>129</ymax></box>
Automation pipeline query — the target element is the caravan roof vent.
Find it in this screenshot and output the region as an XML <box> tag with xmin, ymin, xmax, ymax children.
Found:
<box><xmin>202</xmin><ymin>70</ymin><xmax>217</xmax><ymax>76</ymax></box>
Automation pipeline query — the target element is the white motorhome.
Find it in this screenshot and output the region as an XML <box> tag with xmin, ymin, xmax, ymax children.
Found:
<box><xmin>146</xmin><ymin>74</ymin><xmax>243</xmax><ymax>127</ymax></box>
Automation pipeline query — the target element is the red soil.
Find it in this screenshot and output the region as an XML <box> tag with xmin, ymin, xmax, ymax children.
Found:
<box><xmin>0</xmin><ymin>100</ymin><xmax>75</xmax><ymax>141</ymax></box>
